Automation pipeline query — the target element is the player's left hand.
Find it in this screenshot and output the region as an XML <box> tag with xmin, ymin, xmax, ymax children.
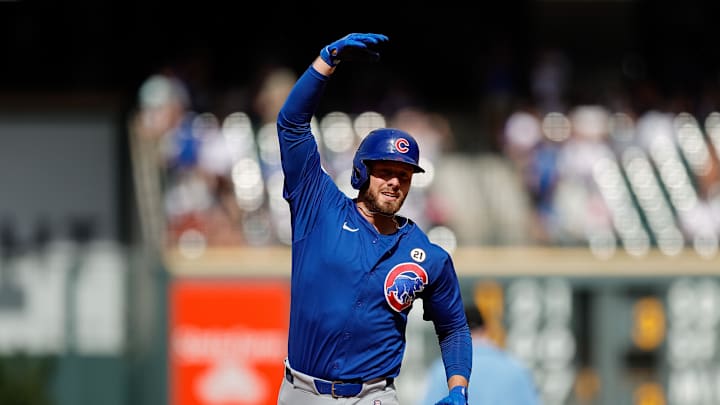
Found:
<box><xmin>434</xmin><ymin>386</ymin><xmax>468</xmax><ymax>405</ymax></box>
<box><xmin>320</xmin><ymin>33</ymin><xmax>389</xmax><ymax>67</ymax></box>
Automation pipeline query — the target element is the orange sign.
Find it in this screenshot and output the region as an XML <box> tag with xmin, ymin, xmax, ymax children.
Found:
<box><xmin>169</xmin><ymin>279</ymin><xmax>290</xmax><ymax>405</ymax></box>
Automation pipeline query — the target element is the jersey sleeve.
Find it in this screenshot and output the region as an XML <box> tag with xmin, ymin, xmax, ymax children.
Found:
<box><xmin>276</xmin><ymin>65</ymin><xmax>329</xmax><ymax>193</ymax></box>
<box><xmin>276</xmin><ymin>65</ymin><xmax>339</xmax><ymax>241</ymax></box>
<box><xmin>422</xmin><ymin>253</ymin><xmax>472</xmax><ymax>381</ymax></box>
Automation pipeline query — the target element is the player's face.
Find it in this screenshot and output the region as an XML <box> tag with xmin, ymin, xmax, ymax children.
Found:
<box><xmin>362</xmin><ymin>161</ymin><xmax>414</xmax><ymax>215</ymax></box>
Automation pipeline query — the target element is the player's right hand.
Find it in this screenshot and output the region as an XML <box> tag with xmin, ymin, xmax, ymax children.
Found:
<box><xmin>434</xmin><ymin>386</ymin><xmax>468</xmax><ymax>405</ymax></box>
<box><xmin>320</xmin><ymin>33</ymin><xmax>389</xmax><ymax>67</ymax></box>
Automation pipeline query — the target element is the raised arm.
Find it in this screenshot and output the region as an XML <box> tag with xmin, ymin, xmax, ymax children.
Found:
<box><xmin>276</xmin><ymin>33</ymin><xmax>389</xmax><ymax>191</ymax></box>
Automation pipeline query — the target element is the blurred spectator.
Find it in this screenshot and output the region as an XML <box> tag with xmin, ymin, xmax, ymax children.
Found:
<box><xmin>551</xmin><ymin>106</ymin><xmax>615</xmax><ymax>245</ymax></box>
<box><xmin>172</xmin><ymin>113</ymin><xmax>243</xmax><ymax>247</ymax></box>
<box><xmin>501</xmin><ymin>108</ymin><xmax>560</xmax><ymax>244</ymax></box>
<box><xmin>131</xmin><ymin>71</ymin><xmax>246</xmax><ymax>253</ymax></box>
<box><xmin>136</xmin><ymin>72</ymin><xmax>191</xmax><ymax>140</ymax></box>
<box><xmin>418</xmin><ymin>303</ymin><xmax>541</xmax><ymax>405</ymax></box>
<box><xmin>130</xmin><ymin>72</ymin><xmax>192</xmax><ymax>251</ymax></box>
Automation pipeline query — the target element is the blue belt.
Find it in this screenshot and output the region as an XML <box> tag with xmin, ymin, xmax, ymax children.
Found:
<box><xmin>284</xmin><ymin>365</ymin><xmax>393</xmax><ymax>398</ymax></box>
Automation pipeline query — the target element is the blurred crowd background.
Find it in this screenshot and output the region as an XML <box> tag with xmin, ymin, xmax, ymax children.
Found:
<box><xmin>132</xmin><ymin>67</ymin><xmax>720</xmax><ymax>259</ymax></box>
<box><xmin>2</xmin><ymin>0</ymin><xmax>720</xmax><ymax>257</ymax></box>
<box><xmin>119</xmin><ymin>1</ymin><xmax>720</xmax><ymax>260</ymax></box>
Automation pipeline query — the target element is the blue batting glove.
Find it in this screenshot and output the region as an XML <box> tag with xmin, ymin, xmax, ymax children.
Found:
<box><xmin>434</xmin><ymin>386</ymin><xmax>468</xmax><ymax>405</ymax></box>
<box><xmin>319</xmin><ymin>33</ymin><xmax>389</xmax><ymax>67</ymax></box>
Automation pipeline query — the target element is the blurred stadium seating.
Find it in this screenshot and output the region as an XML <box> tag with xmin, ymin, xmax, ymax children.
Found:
<box><xmin>130</xmin><ymin>82</ymin><xmax>720</xmax><ymax>260</ymax></box>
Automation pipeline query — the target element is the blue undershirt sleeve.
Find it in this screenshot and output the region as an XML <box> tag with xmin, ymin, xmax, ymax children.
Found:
<box><xmin>439</xmin><ymin>324</ymin><xmax>472</xmax><ymax>381</ymax></box>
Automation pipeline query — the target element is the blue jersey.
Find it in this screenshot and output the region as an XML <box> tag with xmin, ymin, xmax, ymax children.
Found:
<box><xmin>277</xmin><ymin>65</ymin><xmax>471</xmax><ymax>383</ymax></box>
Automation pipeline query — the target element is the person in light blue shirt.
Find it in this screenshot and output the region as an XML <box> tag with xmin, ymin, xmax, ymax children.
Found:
<box><xmin>419</xmin><ymin>304</ymin><xmax>541</xmax><ymax>405</ymax></box>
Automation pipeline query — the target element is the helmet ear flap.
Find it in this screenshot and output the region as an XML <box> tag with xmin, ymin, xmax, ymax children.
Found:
<box><xmin>351</xmin><ymin>160</ymin><xmax>368</xmax><ymax>190</ymax></box>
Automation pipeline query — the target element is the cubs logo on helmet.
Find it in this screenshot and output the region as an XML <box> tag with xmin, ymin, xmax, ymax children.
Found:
<box><xmin>384</xmin><ymin>262</ymin><xmax>428</xmax><ymax>312</ymax></box>
<box><xmin>394</xmin><ymin>138</ymin><xmax>410</xmax><ymax>153</ymax></box>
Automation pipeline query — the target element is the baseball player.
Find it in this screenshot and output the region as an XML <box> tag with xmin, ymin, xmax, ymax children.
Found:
<box><xmin>276</xmin><ymin>33</ymin><xmax>472</xmax><ymax>405</ymax></box>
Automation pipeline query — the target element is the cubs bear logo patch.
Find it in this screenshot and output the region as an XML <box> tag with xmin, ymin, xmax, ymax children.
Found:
<box><xmin>384</xmin><ymin>262</ymin><xmax>428</xmax><ymax>312</ymax></box>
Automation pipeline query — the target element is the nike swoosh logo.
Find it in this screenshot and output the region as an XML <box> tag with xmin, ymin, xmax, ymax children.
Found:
<box><xmin>342</xmin><ymin>222</ymin><xmax>359</xmax><ymax>232</ymax></box>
